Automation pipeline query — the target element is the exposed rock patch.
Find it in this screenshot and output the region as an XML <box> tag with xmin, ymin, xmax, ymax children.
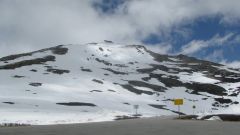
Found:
<box><xmin>92</xmin><ymin>79</ymin><xmax>104</xmax><ymax>84</ymax></box>
<box><xmin>29</xmin><ymin>82</ymin><xmax>42</xmax><ymax>87</ymax></box>
<box><xmin>120</xmin><ymin>84</ymin><xmax>154</xmax><ymax>95</ymax></box>
<box><xmin>90</xmin><ymin>90</ymin><xmax>102</xmax><ymax>92</ymax></box>
<box><xmin>0</xmin><ymin>55</ymin><xmax>55</xmax><ymax>70</ymax></box>
<box><xmin>128</xmin><ymin>80</ymin><xmax>166</xmax><ymax>92</ymax></box>
<box><xmin>80</xmin><ymin>67</ymin><xmax>92</xmax><ymax>72</ymax></box>
<box><xmin>2</xmin><ymin>102</ymin><xmax>15</xmax><ymax>105</ymax></box>
<box><xmin>12</xmin><ymin>75</ymin><xmax>25</xmax><ymax>78</ymax></box>
<box><xmin>95</xmin><ymin>58</ymin><xmax>112</xmax><ymax>66</ymax></box>
<box><xmin>102</xmin><ymin>68</ymin><xmax>128</xmax><ymax>75</ymax></box>
<box><xmin>46</xmin><ymin>68</ymin><xmax>70</xmax><ymax>75</ymax></box>
<box><xmin>56</xmin><ymin>102</ymin><xmax>96</xmax><ymax>107</ymax></box>
<box><xmin>0</xmin><ymin>45</ymin><xmax>67</xmax><ymax>62</ymax></box>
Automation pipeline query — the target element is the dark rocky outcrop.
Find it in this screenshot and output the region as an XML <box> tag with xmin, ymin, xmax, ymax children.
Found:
<box><xmin>80</xmin><ymin>67</ymin><xmax>92</xmax><ymax>72</ymax></box>
<box><xmin>95</xmin><ymin>58</ymin><xmax>112</xmax><ymax>66</ymax></box>
<box><xmin>121</xmin><ymin>84</ymin><xmax>154</xmax><ymax>95</ymax></box>
<box><xmin>46</xmin><ymin>68</ymin><xmax>70</xmax><ymax>75</ymax></box>
<box><xmin>0</xmin><ymin>55</ymin><xmax>55</xmax><ymax>70</ymax></box>
<box><xmin>29</xmin><ymin>82</ymin><xmax>42</xmax><ymax>87</ymax></box>
<box><xmin>0</xmin><ymin>45</ymin><xmax>67</xmax><ymax>62</ymax></box>
<box><xmin>56</xmin><ymin>102</ymin><xmax>96</xmax><ymax>107</ymax></box>
<box><xmin>102</xmin><ymin>68</ymin><xmax>128</xmax><ymax>75</ymax></box>
<box><xmin>128</xmin><ymin>80</ymin><xmax>166</xmax><ymax>92</ymax></box>
<box><xmin>92</xmin><ymin>79</ymin><xmax>104</xmax><ymax>84</ymax></box>
<box><xmin>2</xmin><ymin>102</ymin><xmax>15</xmax><ymax>105</ymax></box>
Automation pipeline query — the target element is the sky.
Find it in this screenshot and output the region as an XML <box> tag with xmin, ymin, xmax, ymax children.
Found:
<box><xmin>0</xmin><ymin>0</ymin><xmax>240</xmax><ymax>67</ymax></box>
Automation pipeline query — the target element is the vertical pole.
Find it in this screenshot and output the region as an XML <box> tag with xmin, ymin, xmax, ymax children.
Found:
<box><xmin>192</xmin><ymin>105</ymin><xmax>196</xmax><ymax>115</ymax></box>
<box><xmin>178</xmin><ymin>105</ymin><xmax>180</xmax><ymax>118</ymax></box>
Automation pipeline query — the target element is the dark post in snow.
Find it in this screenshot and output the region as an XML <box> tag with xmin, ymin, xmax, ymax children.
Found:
<box><xmin>133</xmin><ymin>105</ymin><xmax>139</xmax><ymax>116</ymax></box>
<box><xmin>192</xmin><ymin>105</ymin><xmax>196</xmax><ymax>115</ymax></box>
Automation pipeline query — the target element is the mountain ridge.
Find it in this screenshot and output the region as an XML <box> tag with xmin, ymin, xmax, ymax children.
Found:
<box><xmin>0</xmin><ymin>42</ymin><xmax>240</xmax><ymax>125</ymax></box>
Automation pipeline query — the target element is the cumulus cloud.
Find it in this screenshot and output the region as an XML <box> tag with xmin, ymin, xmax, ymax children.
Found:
<box><xmin>1</xmin><ymin>0</ymin><xmax>240</xmax><ymax>57</ymax></box>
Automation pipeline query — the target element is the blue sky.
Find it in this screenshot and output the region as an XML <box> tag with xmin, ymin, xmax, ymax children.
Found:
<box><xmin>95</xmin><ymin>0</ymin><xmax>240</xmax><ymax>65</ymax></box>
<box><xmin>0</xmin><ymin>0</ymin><xmax>240</xmax><ymax>67</ymax></box>
<box><xmin>143</xmin><ymin>15</ymin><xmax>240</xmax><ymax>62</ymax></box>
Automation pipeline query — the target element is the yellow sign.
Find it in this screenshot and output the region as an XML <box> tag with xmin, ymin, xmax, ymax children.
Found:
<box><xmin>174</xmin><ymin>99</ymin><xmax>183</xmax><ymax>105</ymax></box>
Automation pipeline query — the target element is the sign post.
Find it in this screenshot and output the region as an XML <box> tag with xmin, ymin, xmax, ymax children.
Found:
<box><xmin>173</xmin><ymin>99</ymin><xmax>183</xmax><ymax>118</ymax></box>
<box><xmin>192</xmin><ymin>105</ymin><xmax>196</xmax><ymax>115</ymax></box>
<box><xmin>133</xmin><ymin>105</ymin><xmax>139</xmax><ymax>116</ymax></box>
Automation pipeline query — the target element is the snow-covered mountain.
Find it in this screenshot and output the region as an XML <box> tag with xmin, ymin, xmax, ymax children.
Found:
<box><xmin>0</xmin><ymin>42</ymin><xmax>240</xmax><ymax>125</ymax></box>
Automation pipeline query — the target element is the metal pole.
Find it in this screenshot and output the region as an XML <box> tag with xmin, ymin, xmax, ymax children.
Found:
<box><xmin>178</xmin><ymin>105</ymin><xmax>180</xmax><ymax>118</ymax></box>
<box><xmin>192</xmin><ymin>105</ymin><xmax>196</xmax><ymax>115</ymax></box>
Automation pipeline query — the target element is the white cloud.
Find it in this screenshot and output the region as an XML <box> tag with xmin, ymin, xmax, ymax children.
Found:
<box><xmin>204</xmin><ymin>49</ymin><xmax>224</xmax><ymax>62</ymax></box>
<box><xmin>221</xmin><ymin>60</ymin><xmax>240</xmax><ymax>68</ymax></box>
<box><xmin>180</xmin><ymin>33</ymin><xmax>234</xmax><ymax>55</ymax></box>
<box><xmin>1</xmin><ymin>0</ymin><xmax>240</xmax><ymax>56</ymax></box>
<box><xmin>145</xmin><ymin>43</ymin><xmax>172</xmax><ymax>54</ymax></box>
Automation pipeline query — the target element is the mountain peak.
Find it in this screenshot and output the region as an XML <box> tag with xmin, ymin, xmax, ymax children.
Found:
<box><xmin>0</xmin><ymin>42</ymin><xmax>240</xmax><ymax>125</ymax></box>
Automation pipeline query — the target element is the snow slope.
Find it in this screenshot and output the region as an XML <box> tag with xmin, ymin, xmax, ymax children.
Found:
<box><xmin>0</xmin><ymin>42</ymin><xmax>240</xmax><ymax>125</ymax></box>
